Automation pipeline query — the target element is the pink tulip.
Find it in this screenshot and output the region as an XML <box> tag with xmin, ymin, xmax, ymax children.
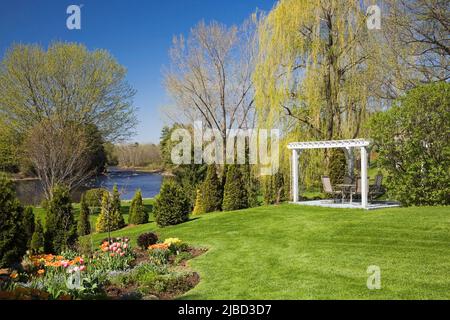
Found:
<box><xmin>79</xmin><ymin>265</ymin><xmax>86</xmax><ymax>271</ymax></box>
<box><xmin>79</xmin><ymin>258</ymin><xmax>84</xmax><ymax>265</ymax></box>
<box><xmin>120</xmin><ymin>252</ymin><xmax>125</xmax><ymax>256</ymax></box>
<box><xmin>123</xmin><ymin>244</ymin><xmax>128</xmax><ymax>249</ymax></box>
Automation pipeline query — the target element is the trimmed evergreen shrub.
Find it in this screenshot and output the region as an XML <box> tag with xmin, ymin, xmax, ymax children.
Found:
<box><xmin>137</xmin><ymin>232</ymin><xmax>158</xmax><ymax>250</ymax></box>
<box><xmin>0</xmin><ymin>175</ymin><xmax>27</xmax><ymax>267</ymax></box>
<box><xmin>192</xmin><ymin>188</ymin><xmax>205</xmax><ymax>215</ymax></box>
<box><xmin>241</xmin><ymin>164</ymin><xmax>259</xmax><ymax>208</ymax></box>
<box><xmin>31</xmin><ymin>219</ymin><xmax>44</xmax><ymax>253</ymax></box>
<box><xmin>201</xmin><ymin>165</ymin><xmax>222</xmax><ymax>213</ymax></box>
<box><xmin>78</xmin><ymin>194</ymin><xmax>91</xmax><ymax>236</ymax></box>
<box><xmin>222</xmin><ymin>165</ymin><xmax>248</xmax><ymax>211</ymax></box>
<box><xmin>129</xmin><ymin>189</ymin><xmax>148</xmax><ymax>224</ymax></box>
<box><xmin>95</xmin><ymin>189</ymin><xmax>125</xmax><ymax>233</ymax></box>
<box><xmin>154</xmin><ymin>180</ymin><xmax>190</xmax><ymax>227</ymax></box>
<box><xmin>23</xmin><ymin>206</ymin><xmax>35</xmax><ymax>249</ymax></box>
<box><xmin>263</xmin><ymin>172</ymin><xmax>287</xmax><ymax>205</ymax></box>
<box><xmin>44</xmin><ymin>185</ymin><xmax>78</xmax><ymax>254</ymax></box>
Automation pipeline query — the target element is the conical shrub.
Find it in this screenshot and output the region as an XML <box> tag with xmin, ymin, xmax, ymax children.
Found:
<box><xmin>222</xmin><ymin>165</ymin><xmax>248</xmax><ymax>211</ymax></box>
<box><xmin>192</xmin><ymin>188</ymin><xmax>205</xmax><ymax>215</ymax></box>
<box><xmin>201</xmin><ymin>165</ymin><xmax>222</xmax><ymax>213</ymax></box>
<box><xmin>129</xmin><ymin>189</ymin><xmax>148</xmax><ymax>224</ymax></box>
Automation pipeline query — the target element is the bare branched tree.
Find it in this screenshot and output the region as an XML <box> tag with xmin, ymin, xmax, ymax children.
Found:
<box><xmin>163</xmin><ymin>17</ymin><xmax>259</xmax><ymax>160</ymax></box>
<box><xmin>375</xmin><ymin>0</ymin><xmax>450</xmax><ymax>99</ymax></box>
<box><xmin>24</xmin><ymin>119</ymin><xmax>95</xmax><ymax>199</ymax></box>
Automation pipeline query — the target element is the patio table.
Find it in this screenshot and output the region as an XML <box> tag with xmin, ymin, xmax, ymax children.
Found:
<box><xmin>336</xmin><ymin>184</ymin><xmax>356</xmax><ymax>203</ymax></box>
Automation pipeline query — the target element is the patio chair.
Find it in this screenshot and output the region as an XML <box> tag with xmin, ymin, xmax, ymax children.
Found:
<box><xmin>321</xmin><ymin>176</ymin><xmax>344</xmax><ymax>203</ymax></box>
<box><xmin>369</xmin><ymin>174</ymin><xmax>385</xmax><ymax>201</ymax></box>
<box><xmin>350</xmin><ymin>178</ymin><xmax>372</xmax><ymax>203</ymax></box>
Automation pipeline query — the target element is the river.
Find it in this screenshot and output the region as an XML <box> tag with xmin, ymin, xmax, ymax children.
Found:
<box><xmin>89</xmin><ymin>167</ymin><xmax>163</xmax><ymax>200</ymax></box>
<box><xmin>13</xmin><ymin>167</ymin><xmax>163</xmax><ymax>205</ymax></box>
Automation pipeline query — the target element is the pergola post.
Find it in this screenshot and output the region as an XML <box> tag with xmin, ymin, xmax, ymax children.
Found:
<box><xmin>360</xmin><ymin>146</ymin><xmax>368</xmax><ymax>208</ymax></box>
<box><xmin>292</xmin><ymin>149</ymin><xmax>299</xmax><ymax>202</ymax></box>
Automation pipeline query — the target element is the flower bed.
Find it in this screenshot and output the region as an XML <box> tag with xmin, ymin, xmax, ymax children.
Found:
<box><xmin>0</xmin><ymin>236</ymin><xmax>206</xmax><ymax>300</ymax></box>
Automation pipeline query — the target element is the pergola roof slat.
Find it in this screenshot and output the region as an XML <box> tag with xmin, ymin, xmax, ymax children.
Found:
<box><xmin>288</xmin><ymin>139</ymin><xmax>370</xmax><ymax>150</ymax></box>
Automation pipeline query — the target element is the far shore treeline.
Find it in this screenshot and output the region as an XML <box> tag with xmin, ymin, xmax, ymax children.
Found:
<box><xmin>0</xmin><ymin>0</ymin><xmax>448</xmax><ymax>298</ymax></box>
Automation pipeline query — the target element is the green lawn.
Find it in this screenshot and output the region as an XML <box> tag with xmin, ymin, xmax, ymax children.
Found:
<box><xmin>80</xmin><ymin>203</ymin><xmax>450</xmax><ymax>300</ymax></box>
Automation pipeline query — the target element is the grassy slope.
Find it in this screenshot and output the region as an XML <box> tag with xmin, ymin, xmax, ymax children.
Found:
<box><xmin>80</xmin><ymin>204</ymin><xmax>450</xmax><ymax>300</ymax></box>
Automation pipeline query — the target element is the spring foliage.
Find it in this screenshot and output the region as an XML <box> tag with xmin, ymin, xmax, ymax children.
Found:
<box><xmin>369</xmin><ymin>82</ymin><xmax>450</xmax><ymax>206</ymax></box>
<box><xmin>96</xmin><ymin>185</ymin><xmax>125</xmax><ymax>232</ymax></box>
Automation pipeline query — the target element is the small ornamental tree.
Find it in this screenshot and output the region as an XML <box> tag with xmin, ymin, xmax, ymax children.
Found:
<box><xmin>369</xmin><ymin>82</ymin><xmax>450</xmax><ymax>206</ymax></box>
<box><xmin>23</xmin><ymin>206</ymin><xmax>35</xmax><ymax>249</ymax></box>
<box><xmin>44</xmin><ymin>185</ymin><xmax>78</xmax><ymax>253</ymax></box>
<box><xmin>129</xmin><ymin>189</ymin><xmax>148</xmax><ymax>225</ymax></box>
<box><xmin>154</xmin><ymin>180</ymin><xmax>190</xmax><ymax>227</ymax></box>
<box><xmin>201</xmin><ymin>165</ymin><xmax>222</xmax><ymax>213</ymax></box>
<box><xmin>222</xmin><ymin>165</ymin><xmax>248</xmax><ymax>211</ymax></box>
<box><xmin>31</xmin><ymin>219</ymin><xmax>45</xmax><ymax>253</ymax></box>
<box><xmin>0</xmin><ymin>175</ymin><xmax>27</xmax><ymax>267</ymax></box>
<box><xmin>96</xmin><ymin>190</ymin><xmax>125</xmax><ymax>232</ymax></box>
<box><xmin>78</xmin><ymin>194</ymin><xmax>91</xmax><ymax>236</ymax></box>
<box><xmin>192</xmin><ymin>188</ymin><xmax>205</xmax><ymax>215</ymax></box>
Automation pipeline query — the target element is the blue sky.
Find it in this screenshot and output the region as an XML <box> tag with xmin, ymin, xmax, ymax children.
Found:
<box><xmin>0</xmin><ymin>0</ymin><xmax>277</xmax><ymax>143</ymax></box>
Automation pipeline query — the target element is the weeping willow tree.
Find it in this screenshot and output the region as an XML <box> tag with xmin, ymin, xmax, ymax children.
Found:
<box><xmin>254</xmin><ymin>0</ymin><xmax>381</xmax><ymax>188</ymax></box>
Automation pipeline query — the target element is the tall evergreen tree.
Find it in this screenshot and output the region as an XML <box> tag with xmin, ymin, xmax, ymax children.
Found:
<box><xmin>129</xmin><ymin>189</ymin><xmax>148</xmax><ymax>224</ymax></box>
<box><xmin>241</xmin><ymin>164</ymin><xmax>259</xmax><ymax>208</ymax></box>
<box><xmin>23</xmin><ymin>206</ymin><xmax>35</xmax><ymax>249</ymax></box>
<box><xmin>78</xmin><ymin>194</ymin><xmax>91</xmax><ymax>236</ymax></box>
<box><xmin>31</xmin><ymin>219</ymin><xmax>44</xmax><ymax>253</ymax></box>
<box><xmin>222</xmin><ymin>165</ymin><xmax>248</xmax><ymax>211</ymax></box>
<box><xmin>0</xmin><ymin>175</ymin><xmax>27</xmax><ymax>267</ymax></box>
<box><xmin>111</xmin><ymin>184</ymin><xmax>125</xmax><ymax>228</ymax></box>
<box><xmin>44</xmin><ymin>185</ymin><xmax>78</xmax><ymax>253</ymax></box>
<box><xmin>201</xmin><ymin>165</ymin><xmax>222</xmax><ymax>213</ymax></box>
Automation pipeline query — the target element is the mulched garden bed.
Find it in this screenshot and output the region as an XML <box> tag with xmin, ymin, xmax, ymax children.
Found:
<box><xmin>104</xmin><ymin>246</ymin><xmax>207</xmax><ymax>300</ymax></box>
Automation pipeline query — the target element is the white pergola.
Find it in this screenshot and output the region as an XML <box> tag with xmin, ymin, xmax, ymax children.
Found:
<box><xmin>288</xmin><ymin>139</ymin><xmax>371</xmax><ymax>209</ymax></box>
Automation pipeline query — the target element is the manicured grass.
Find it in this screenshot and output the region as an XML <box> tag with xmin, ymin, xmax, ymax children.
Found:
<box><xmin>85</xmin><ymin>204</ymin><xmax>450</xmax><ymax>299</ymax></box>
